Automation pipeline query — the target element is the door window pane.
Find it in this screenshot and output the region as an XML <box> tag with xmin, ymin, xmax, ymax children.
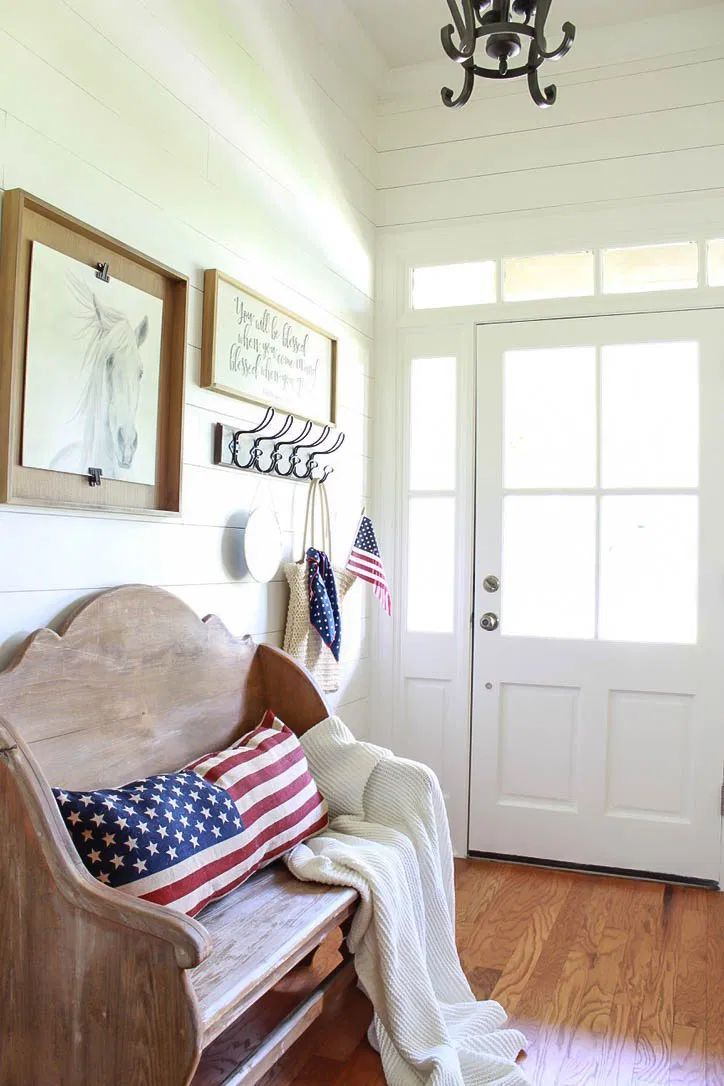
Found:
<box><xmin>412</xmin><ymin>261</ymin><xmax>496</xmax><ymax>309</ymax></box>
<box><xmin>707</xmin><ymin>239</ymin><xmax>724</xmax><ymax>287</ymax></box>
<box><xmin>504</xmin><ymin>347</ymin><xmax>596</xmax><ymax>489</ymax></box>
<box><xmin>502</xmin><ymin>496</ymin><xmax>596</xmax><ymax>639</ymax></box>
<box><xmin>407</xmin><ymin>497</ymin><xmax>455</xmax><ymax>632</ymax></box>
<box><xmin>410</xmin><ymin>357</ymin><xmax>456</xmax><ymax>490</ymax></box>
<box><xmin>602</xmin><ymin>243</ymin><xmax>698</xmax><ymax>294</ymax></box>
<box><xmin>601</xmin><ymin>341</ymin><xmax>699</xmax><ymax>489</ymax></box>
<box><xmin>599</xmin><ymin>496</ymin><xmax>698</xmax><ymax>643</ymax></box>
<box><xmin>503</xmin><ymin>251</ymin><xmax>594</xmax><ymax>302</ymax></box>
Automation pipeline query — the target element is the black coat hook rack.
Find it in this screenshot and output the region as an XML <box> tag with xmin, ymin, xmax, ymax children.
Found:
<box><xmin>213</xmin><ymin>410</ymin><xmax>345</xmax><ymax>483</ymax></box>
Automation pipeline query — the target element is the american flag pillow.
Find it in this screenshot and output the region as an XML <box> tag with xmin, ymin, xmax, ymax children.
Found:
<box><xmin>186</xmin><ymin>711</ymin><xmax>328</xmax><ymax>883</ymax></box>
<box><xmin>53</xmin><ymin>770</ymin><xmax>249</xmax><ymax>917</ymax></box>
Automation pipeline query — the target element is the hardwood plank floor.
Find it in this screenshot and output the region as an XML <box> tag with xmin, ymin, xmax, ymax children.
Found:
<box><xmin>280</xmin><ymin>859</ymin><xmax>723</xmax><ymax>1085</ymax></box>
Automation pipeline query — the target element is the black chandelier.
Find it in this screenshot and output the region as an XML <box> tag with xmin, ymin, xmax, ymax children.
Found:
<box><xmin>441</xmin><ymin>0</ymin><xmax>575</xmax><ymax>110</ymax></box>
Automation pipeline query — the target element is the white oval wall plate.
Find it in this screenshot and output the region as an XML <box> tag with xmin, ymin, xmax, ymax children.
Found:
<box><xmin>244</xmin><ymin>507</ymin><xmax>283</xmax><ymax>583</ymax></box>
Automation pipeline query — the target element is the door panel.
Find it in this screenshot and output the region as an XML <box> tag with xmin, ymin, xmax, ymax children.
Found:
<box><xmin>469</xmin><ymin>311</ymin><xmax>724</xmax><ymax>882</ymax></box>
<box><xmin>393</xmin><ymin>327</ymin><xmax>475</xmax><ymax>854</ymax></box>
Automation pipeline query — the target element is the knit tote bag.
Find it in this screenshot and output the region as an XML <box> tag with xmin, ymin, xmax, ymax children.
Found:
<box><xmin>283</xmin><ymin>480</ymin><xmax>356</xmax><ymax>693</ymax></box>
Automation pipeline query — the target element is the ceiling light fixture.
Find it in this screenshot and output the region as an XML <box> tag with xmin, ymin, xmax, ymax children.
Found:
<box><xmin>441</xmin><ymin>0</ymin><xmax>576</xmax><ymax>109</ymax></box>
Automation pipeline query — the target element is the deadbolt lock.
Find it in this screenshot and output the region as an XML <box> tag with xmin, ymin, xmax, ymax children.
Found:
<box><xmin>483</xmin><ymin>575</ymin><xmax>500</xmax><ymax>593</ymax></box>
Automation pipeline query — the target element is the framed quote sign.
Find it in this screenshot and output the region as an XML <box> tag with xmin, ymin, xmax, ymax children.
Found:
<box><xmin>201</xmin><ymin>269</ymin><xmax>337</xmax><ymax>425</ymax></box>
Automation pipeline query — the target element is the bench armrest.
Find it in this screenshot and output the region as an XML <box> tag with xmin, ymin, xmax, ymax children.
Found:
<box><xmin>256</xmin><ymin>644</ymin><xmax>330</xmax><ymax>735</ymax></box>
<box><xmin>0</xmin><ymin>721</ymin><xmax>211</xmax><ymax>969</ymax></box>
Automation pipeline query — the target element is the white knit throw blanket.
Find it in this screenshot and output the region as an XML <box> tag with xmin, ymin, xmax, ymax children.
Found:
<box><xmin>285</xmin><ymin>716</ymin><xmax>530</xmax><ymax>1086</ymax></box>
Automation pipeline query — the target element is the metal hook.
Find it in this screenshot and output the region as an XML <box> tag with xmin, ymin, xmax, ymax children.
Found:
<box><xmin>248</xmin><ymin>414</ymin><xmax>293</xmax><ymax>472</ymax></box>
<box><xmin>291</xmin><ymin>425</ymin><xmax>331</xmax><ymax>480</ymax></box>
<box><xmin>229</xmin><ymin>407</ymin><xmax>276</xmax><ymax>469</ymax></box>
<box><xmin>257</xmin><ymin>419</ymin><xmax>313</xmax><ymax>475</ymax></box>
<box><xmin>307</xmin><ymin>431</ymin><xmax>346</xmax><ymax>483</ymax></box>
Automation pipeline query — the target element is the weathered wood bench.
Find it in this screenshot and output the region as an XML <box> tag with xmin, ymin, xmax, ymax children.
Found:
<box><xmin>0</xmin><ymin>585</ymin><xmax>365</xmax><ymax>1085</ymax></box>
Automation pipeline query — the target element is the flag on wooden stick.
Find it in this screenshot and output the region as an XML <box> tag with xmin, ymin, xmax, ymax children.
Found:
<box><xmin>345</xmin><ymin>512</ymin><xmax>392</xmax><ymax>616</ymax></box>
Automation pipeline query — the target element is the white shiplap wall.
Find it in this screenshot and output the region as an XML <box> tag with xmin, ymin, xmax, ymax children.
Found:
<box><xmin>371</xmin><ymin>2</ymin><xmax>724</xmax><ymax>850</ymax></box>
<box><xmin>0</xmin><ymin>0</ymin><xmax>381</xmax><ymax>736</ymax></box>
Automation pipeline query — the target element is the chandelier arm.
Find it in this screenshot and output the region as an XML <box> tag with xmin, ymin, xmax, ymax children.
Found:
<box><xmin>441</xmin><ymin>0</ymin><xmax>477</xmax><ymax>61</ymax></box>
<box><xmin>442</xmin><ymin>33</ymin><xmax>475</xmax><ymax>64</ymax></box>
<box><xmin>441</xmin><ymin>62</ymin><xmax>475</xmax><ymax>108</ymax></box>
<box><xmin>534</xmin><ymin>0</ymin><xmax>576</xmax><ymax>60</ymax></box>
<box><xmin>527</xmin><ymin>45</ymin><xmax>557</xmax><ymax>107</ymax></box>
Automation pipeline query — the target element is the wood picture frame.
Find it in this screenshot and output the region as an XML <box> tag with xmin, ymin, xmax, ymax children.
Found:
<box><xmin>0</xmin><ymin>189</ymin><xmax>188</xmax><ymax>516</ymax></box>
<box><xmin>201</xmin><ymin>268</ymin><xmax>337</xmax><ymax>426</ymax></box>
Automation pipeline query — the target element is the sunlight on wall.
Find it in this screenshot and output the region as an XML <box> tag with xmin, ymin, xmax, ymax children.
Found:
<box><xmin>143</xmin><ymin>0</ymin><xmax>373</xmax><ymax>299</ymax></box>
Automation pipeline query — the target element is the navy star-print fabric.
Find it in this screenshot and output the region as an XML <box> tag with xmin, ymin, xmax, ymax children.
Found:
<box><xmin>53</xmin><ymin>771</ymin><xmax>244</xmax><ymax>891</ymax></box>
<box><xmin>306</xmin><ymin>547</ymin><xmax>341</xmax><ymax>661</ymax></box>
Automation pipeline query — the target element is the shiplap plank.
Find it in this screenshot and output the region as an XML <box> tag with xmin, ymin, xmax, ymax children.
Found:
<box><xmin>65</xmin><ymin>0</ymin><xmax>377</xmax><ymax>187</ymax></box>
<box><xmin>334</xmin><ymin>697</ymin><xmax>371</xmax><ymax>739</ymax></box>
<box><xmin>0</xmin><ymin>513</ymin><xmax>277</xmax><ymax>592</ymax></box>
<box><xmin>187</xmin><ymin>285</ymin><xmax>204</xmax><ymax>351</ymax></box>
<box><xmin>378</xmin><ymin>145</ymin><xmax>724</xmax><ymax>228</ymax></box>
<box><xmin>328</xmin><ymin>656</ymin><xmax>371</xmax><ymax>713</ymax></box>
<box><xmin>144</xmin><ymin>0</ymin><xmax>377</xmax><ymax>143</ymax></box>
<box><xmin>0</xmin><ymin>486</ymin><xmax>370</xmax><ymax>594</ymax></box>
<box><xmin>0</xmin><ymin>0</ymin><xmax>209</xmax><ymax>173</ymax></box>
<box><xmin>378</xmin><ymin>101</ymin><xmax>724</xmax><ymax>191</ymax></box>
<box><xmin>287</xmin><ymin>0</ymin><xmax>386</xmax><ymax>117</ymax></box>
<box><xmin>0</xmin><ymin>111</ymin><xmax>5</xmax><ymax>187</ymax></box>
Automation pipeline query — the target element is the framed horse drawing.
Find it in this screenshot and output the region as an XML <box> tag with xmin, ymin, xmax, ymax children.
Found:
<box><xmin>0</xmin><ymin>190</ymin><xmax>187</xmax><ymax>516</ymax></box>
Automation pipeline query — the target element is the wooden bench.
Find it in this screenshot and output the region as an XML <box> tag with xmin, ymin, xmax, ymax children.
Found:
<box><xmin>0</xmin><ymin>585</ymin><xmax>366</xmax><ymax>1085</ymax></box>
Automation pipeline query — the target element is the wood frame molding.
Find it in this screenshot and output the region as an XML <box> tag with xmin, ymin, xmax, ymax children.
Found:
<box><xmin>201</xmin><ymin>268</ymin><xmax>338</xmax><ymax>426</ymax></box>
<box><xmin>0</xmin><ymin>189</ymin><xmax>188</xmax><ymax>515</ymax></box>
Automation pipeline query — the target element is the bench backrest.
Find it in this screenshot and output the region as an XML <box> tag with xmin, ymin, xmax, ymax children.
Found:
<box><xmin>0</xmin><ymin>585</ymin><xmax>282</xmax><ymax>789</ymax></box>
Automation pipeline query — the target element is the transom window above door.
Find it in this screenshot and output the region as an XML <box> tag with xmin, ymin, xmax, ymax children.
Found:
<box><xmin>501</xmin><ymin>340</ymin><xmax>699</xmax><ymax>644</ymax></box>
<box><xmin>410</xmin><ymin>239</ymin><xmax>724</xmax><ymax>310</ymax></box>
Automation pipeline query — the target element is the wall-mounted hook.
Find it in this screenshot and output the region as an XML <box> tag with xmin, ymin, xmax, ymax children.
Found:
<box><xmin>291</xmin><ymin>425</ymin><xmax>331</xmax><ymax>480</ymax></box>
<box><xmin>216</xmin><ymin>407</ymin><xmax>276</xmax><ymax>470</ymax></box>
<box><xmin>308</xmin><ymin>431</ymin><xmax>346</xmax><ymax>482</ymax></box>
<box><xmin>259</xmin><ymin>419</ymin><xmax>313</xmax><ymax>475</ymax></box>
<box><xmin>249</xmin><ymin>414</ymin><xmax>294</xmax><ymax>473</ymax></box>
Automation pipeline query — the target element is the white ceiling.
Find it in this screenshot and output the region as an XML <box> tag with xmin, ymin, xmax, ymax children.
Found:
<box><xmin>349</xmin><ymin>0</ymin><xmax>711</xmax><ymax>68</ymax></box>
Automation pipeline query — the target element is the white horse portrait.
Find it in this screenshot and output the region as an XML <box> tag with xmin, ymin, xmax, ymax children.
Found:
<box><xmin>22</xmin><ymin>243</ymin><xmax>163</xmax><ymax>485</ymax></box>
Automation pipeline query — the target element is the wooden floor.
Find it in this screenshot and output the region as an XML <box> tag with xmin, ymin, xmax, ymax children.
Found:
<box><xmin>276</xmin><ymin>858</ymin><xmax>724</xmax><ymax>1085</ymax></box>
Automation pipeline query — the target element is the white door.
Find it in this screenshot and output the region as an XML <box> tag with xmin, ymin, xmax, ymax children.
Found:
<box><xmin>469</xmin><ymin>311</ymin><xmax>724</xmax><ymax>884</ymax></box>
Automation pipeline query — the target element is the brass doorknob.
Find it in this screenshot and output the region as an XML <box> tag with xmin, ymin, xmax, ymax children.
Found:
<box><xmin>480</xmin><ymin>612</ymin><xmax>499</xmax><ymax>632</ymax></box>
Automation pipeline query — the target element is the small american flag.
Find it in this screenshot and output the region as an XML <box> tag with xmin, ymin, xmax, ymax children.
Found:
<box><xmin>345</xmin><ymin>513</ymin><xmax>392</xmax><ymax>616</ymax></box>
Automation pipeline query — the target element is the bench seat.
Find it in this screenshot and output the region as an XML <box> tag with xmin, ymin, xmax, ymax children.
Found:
<box><xmin>191</xmin><ymin>863</ymin><xmax>358</xmax><ymax>1046</ymax></box>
